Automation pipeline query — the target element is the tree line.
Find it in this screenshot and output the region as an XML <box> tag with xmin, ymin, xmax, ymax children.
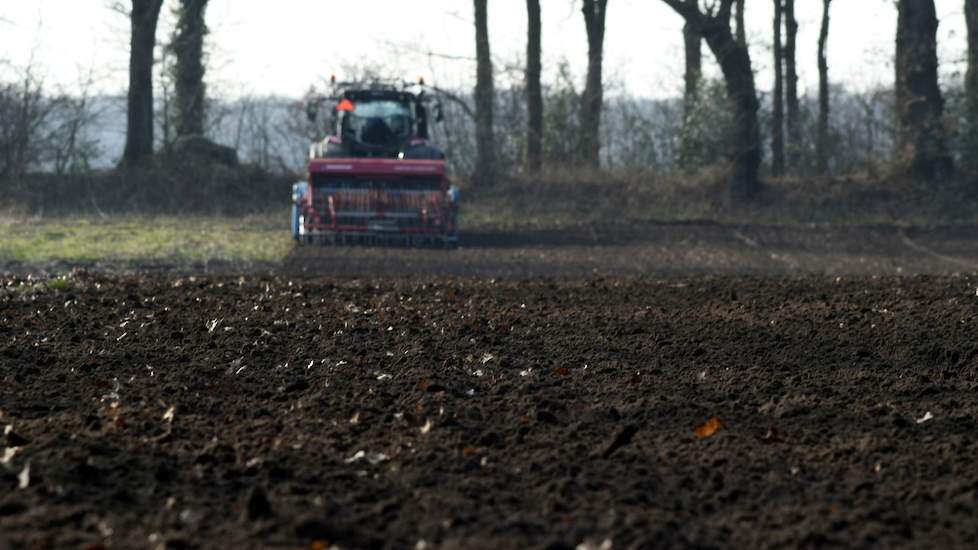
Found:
<box><xmin>470</xmin><ymin>0</ymin><xmax>975</xmax><ymax>199</ymax></box>
<box><xmin>2</xmin><ymin>0</ymin><xmax>976</xmax><ymax>202</ymax></box>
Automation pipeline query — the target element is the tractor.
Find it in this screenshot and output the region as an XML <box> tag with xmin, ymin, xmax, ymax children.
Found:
<box><xmin>291</xmin><ymin>79</ymin><xmax>459</xmax><ymax>247</ymax></box>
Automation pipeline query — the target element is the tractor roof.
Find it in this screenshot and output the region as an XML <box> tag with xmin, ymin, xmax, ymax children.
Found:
<box><xmin>343</xmin><ymin>88</ymin><xmax>417</xmax><ymax>103</ymax></box>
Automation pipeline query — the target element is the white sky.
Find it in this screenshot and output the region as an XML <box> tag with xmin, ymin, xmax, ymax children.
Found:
<box><xmin>0</xmin><ymin>1</ymin><xmax>969</xmax><ymax>99</ymax></box>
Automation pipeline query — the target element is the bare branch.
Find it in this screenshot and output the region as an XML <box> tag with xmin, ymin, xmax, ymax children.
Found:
<box><xmin>377</xmin><ymin>40</ymin><xmax>476</xmax><ymax>63</ymax></box>
<box><xmin>426</xmin><ymin>85</ymin><xmax>475</xmax><ymax>120</ymax></box>
<box><xmin>106</xmin><ymin>1</ymin><xmax>130</xmax><ymax>17</ymax></box>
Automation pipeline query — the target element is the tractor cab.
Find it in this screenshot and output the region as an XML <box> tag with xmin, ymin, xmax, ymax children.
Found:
<box><xmin>307</xmin><ymin>84</ymin><xmax>444</xmax><ymax>160</ymax></box>
<box><xmin>339</xmin><ymin>94</ymin><xmax>413</xmax><ymax>152</ymax></box>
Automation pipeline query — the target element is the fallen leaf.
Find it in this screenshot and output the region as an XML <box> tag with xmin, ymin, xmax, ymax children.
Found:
<box><xmin>553</xmin><ymin>367</ymin><xmax>571</xmax><ymax>377</ymax></box>
<box><xmin>1</xmin><ymin>447</ymin><xmax>19</xmax><ymax>465</ymax></box>
<box><xmin>206</xmin><ymin>318</ymin><xmax>221</xmax><ymax>333</ymax></box>
<box><xmin>344</xmin><ymin>450</ymin><xmax>366</xmax><ymax>464</ymax></box>
<box><xmin>576</xmin><ymin>539</ymin><xmax>613</xmax><ymax>550</ymax></box>
<box><xmin>417</xmin><ymin>378</ymin><xmax>429</xmax><ymax>391</ymax></box>
<box><xmin>761</xmin><ymin>425</ymin><xmax>783</xmax><ymax>443</ymax></box>
<box><xmin>344</xmin><ymin>450</ymin><xmax>389</xmax><ymax>465</ymax></box>
<box><xmin>419</xmin><ymin>419</ymin><xmax>432</xmax><ymax>435</ymax></box>
<box><xmin>461</xmin><ymin>447</ymin><xmax>479</xmax><ymax>457</ymax></box>
<box><xmin>694</xmin><ymin>417</ymin><xmax>723</xmax><ymax>438</ymax></box>
<box><xmin>18</xmin><ymin>461</ymin><xmax>30</xmax><ymax>489</ymax></box>
<box><xmin>916</xmin><ymin>411</ymin><xmax>934</xmax><ymax>424</ymax></box>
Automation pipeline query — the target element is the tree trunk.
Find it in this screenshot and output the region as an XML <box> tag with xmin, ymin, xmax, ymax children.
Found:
<box><xmin>473</xmin><ymin>0</ymin><xmax>496</xmax><ymax>186</ymax></box>
<box><xmin>525</xmin><ymin>0</ymin><xmax>543</xmax><ymax>174</ymax></box>
<box><xmin>680</xmin><ymin>21</ymin><xmax>703</xmax><ymax>167</ymax></box>
<box><xmin>964</xmin><ymin>0</ymin><xmax>978</xmax><ymax>169</ymax></box>
<box><xmin>121</xmin><ymin>0</ymin><xmax>164</xmax><ymax>166</ymax></box>
<box><xmin>772</xmin><ymin>0</ymin><xmax>785</xmax><ymax>176</ymax></box>
<box><xmin>735</xmin><ymin>0</ymin><xmax>746</xmax><ymax>47</ymax></box>
<box><xmin>683</xmin><ymin>22</ymin><xmax>702</xmax><ymax>105</ymax></box>
<box><xmin>662</xmin><ymin>0</ymin><xmax>762</xmax><ymax>198</ymax></box>
<box><xmin>784</xmin><ymin>0</ymin><xmax>800</xmax><ymax>169</ymax></box>
<box><xmin>579</xmin><ymin>0</ymin><xmax>608</xmax><ymax>168</ymax></box>
<box><xmin>816</xmin><ymin>0</ymin><xmax>831</xmax><ymax>174</ymax></box>
<box><xmin>895</xmin><ymin>0</ymin><xmax>953</xmax><ymax>179</ymax></box>
<box><xmin>171</xmin><ymin>0</ymin><xmax>209</xmax><ymax>138</ymax></box>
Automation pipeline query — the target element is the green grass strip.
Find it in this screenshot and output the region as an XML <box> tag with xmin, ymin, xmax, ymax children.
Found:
<box><xmin>0</xmin><ymin>213</ymin><xmax>292</xmax><ymax>265</ymax></box>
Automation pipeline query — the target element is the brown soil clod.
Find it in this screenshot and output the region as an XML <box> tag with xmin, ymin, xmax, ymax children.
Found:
<box><xmin>3</xmin><ymin>427</ymin><xmax>29</xmax><ymax>448</ymax></box>
<box><xmin>243</xmin><ymin>487</ymin><xmax>273</xmax><ymax>521</ymax></box>
<box><xmin>596</xmin><ymin>424</ymin><xmax>639</xmax><ymax>459</ymax></box>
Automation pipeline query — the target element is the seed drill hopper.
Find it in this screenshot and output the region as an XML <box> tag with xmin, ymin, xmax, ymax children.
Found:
<box><xmin>291</xmin><ymin>78</ymin><xmax>459</xmax><ymax>247</ymax></box>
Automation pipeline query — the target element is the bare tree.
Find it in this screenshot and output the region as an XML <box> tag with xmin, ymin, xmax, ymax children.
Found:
<box><xmin>816</xmin><ymin>0</ymin><xmax>831</xmax><ymax>173</ymax></box>
<box><xmin>662</xmin><ymin>0</ymin><xmax>762</xmax><ymax>198</ymax></box>
<box><xmin>772</xmin><ymin>0</ymin><xmax>785</xmax><ymax>176</ymax></box>
<box><xmin>784</xmin><ymin>0</ymin><xmax>800</xmax><ymax>169</ymax></box>
<box><xmin>121</xmin><ymin>0</ymin><xmax>164</xmax><ymax>166</ymax></box>
<box><xmin>895</xmin><ymin>0</ymin><xmax>953</xmax><ymax>178</ymax></box>
<box><xmin>735</xmin><ymin>0</ymin><xmax>746</xmax><ymax>46</ymax></box>
<box><xmin>525</xmin><ymin>0</ymin><xmax>543</xmax><ymax>173</ymax></box>
<box><xmin>0</xmin><ymin>66</ymin><xmax>53</xmax><ymax>178</ymax></box>
<box><xmin>964</xmin><ymin>0</ymin><xmax>978</xmax><ymax>169</ymax></box>
<box><xmin>170</xmin><ymin>0</ymin><xmax>209</xmax><ymax>138</ymax></box>
<box><xmin>579</xmin><ymin>0</ymin><xmax>608</xmax><ymax>168</ymax></box>
<box><xmin>473</xmin><ymin>0</ymin><xmax>495</xmax><ymax>186</ymax></box>
<box><xmin>680</xmin><ymin>21</ymin><xmax>703</xmax><ymax>167</ymax></box>
<box><xmin>683</xmin><ymin>23</ymin><xmax>702</xmax><ymax>107</ymax></box>
<box><xmin>0</xmin><ymin>62</ymin><xmax>104</xmax><ymax>178</ymax></box>
<box><xmin>53</xmin><ymin>68</ymin><xmax>106</xmax><ymax>175</ymax></box>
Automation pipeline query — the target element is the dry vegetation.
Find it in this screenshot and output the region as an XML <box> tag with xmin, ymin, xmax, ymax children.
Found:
<box><xmin>1</xmin><ymin>163</ymin><xmax>291</xmax><ymax>218</ymax></box>
<box><xmin>468</xmin><ymin>168</ymin><xmax>978</xmax><ymax>229</ymax></box>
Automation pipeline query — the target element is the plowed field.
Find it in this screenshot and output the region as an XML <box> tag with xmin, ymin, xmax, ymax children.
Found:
<box><xmin>3</xmin><ymin>273</ymin><xmax>978</xmax><ymax>548</ymax></box>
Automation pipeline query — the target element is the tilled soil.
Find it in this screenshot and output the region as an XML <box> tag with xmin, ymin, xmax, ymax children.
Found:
<box><xmin>3</xmin><ymin>273</ymin><xmax>978</xmax><ymax>548</ymax></box>
<box><xmin>4</xmin><ymin>221</ymin><xmax>978</xmax><ymax>280</ymax></box>
<box><xmin>283</xmin><ymin>222</ymin><xmax>978</xmax><ymax>278</ymax></box>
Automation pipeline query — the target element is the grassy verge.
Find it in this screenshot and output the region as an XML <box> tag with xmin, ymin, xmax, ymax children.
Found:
<box><xmin>0</xmin><ymin>212</ymin><xmax>292</xmax><ymax>265</ymax></box>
